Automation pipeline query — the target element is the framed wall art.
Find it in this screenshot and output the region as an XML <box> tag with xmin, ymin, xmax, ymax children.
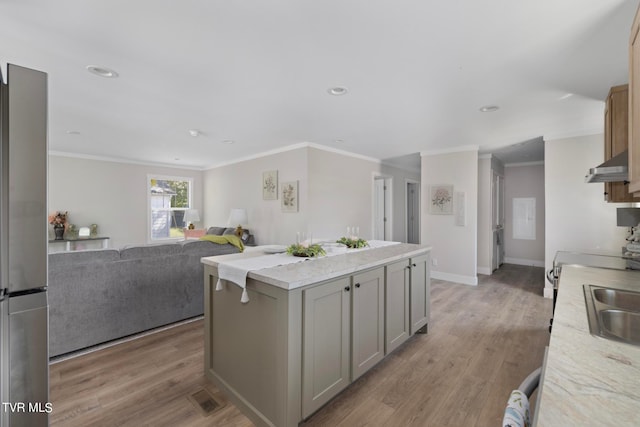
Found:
<box><xmin>281</xmin><ymin>181</ymin><xmax>298</xmax><ymax>212</ymax></box>
<box><xmin>263</xmin><ymin>170</ymin><xmax>278</xmax><ymax>200</ymax></box>
<box><xmin>429</xmin><ymin>184</ymin><xmax>453</xmax><ymax>215</ymax></box>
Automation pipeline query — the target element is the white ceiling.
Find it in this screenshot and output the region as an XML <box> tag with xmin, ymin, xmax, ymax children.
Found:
<box><xmin>1</xmin><ymin>1</ymin><xmax>638</xmax><ymax>170</ymax></box>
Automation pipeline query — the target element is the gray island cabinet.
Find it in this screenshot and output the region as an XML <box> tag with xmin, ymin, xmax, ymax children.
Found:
<box><xmin>202</xmin><ymin>243</ymin><xmax>431</xmax><ymax>427</ymax></box>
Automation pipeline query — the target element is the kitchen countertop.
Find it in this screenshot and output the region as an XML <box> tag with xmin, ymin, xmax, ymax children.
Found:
<box><xmin>553</xmin><ymin>250</ymin><xmax>640</xmax><ymax>271</ymax></box>
<box><xmin>535</xmin><ymin>265</ymin><xmax>640</xmax><ymax>426</ymax></box>
<box><xmin>201</xmin><ymin>242</ymin><xmax>431</xmax><ymax>290</ymax></box>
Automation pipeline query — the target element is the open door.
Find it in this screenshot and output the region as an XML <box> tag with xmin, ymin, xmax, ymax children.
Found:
<box><xmin>492</xmin><ymin>172</ymin><xmax>505</xmax><ymax>271</ymax></box>
<box><xmin>406</xmin><ymin>181</ymin><xmax>420</xmax><ymax>243</ymax></box>
<box><xmin>373</xmin><ymin>176</ymin><xmax>392</xmax><ymax>240</ymax></box>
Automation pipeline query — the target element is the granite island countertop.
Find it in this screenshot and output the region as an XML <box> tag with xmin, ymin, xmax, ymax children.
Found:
<box><xmin>201</xmin><ymin>242</ymin><xmax>431</xmax><ymax>290</ymax></box>
<box><xmin>535</xmin><ymin>265</ymin><xmax>640</xmax><ymax>426</ymax></box>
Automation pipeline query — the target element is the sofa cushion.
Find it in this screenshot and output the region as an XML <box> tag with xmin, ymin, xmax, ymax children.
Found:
<box><xmin>48</xmin><ymin>256</ymin><xmax>124</xmax><ymax>356</ymax></box>
<box><xmin>47</xmin><ymin>239</ymin><xmax>242</xmax><ymax>358</ymax></box>
<box><xmin>206</xmin><ymin>227</ymin><xmax>226</xmax><ymax>235</ymax></box>
<box><xmin>222</xmin><ymin>227</ymin><xmax>237</xmax><ymax>235</ymax></box>
<box><xmin>48</xmin><ymin>249</ymin><xmax>120</xmax><ymax>266</ymax></box>
<box><xmin>119</xmin><ymin>243</ymin><xmax>182</xmax><ymax>260</ymax></box>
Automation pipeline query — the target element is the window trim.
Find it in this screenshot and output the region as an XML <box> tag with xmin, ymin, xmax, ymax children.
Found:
<box><xmin>147</xmin><ymin>174</ymin><xmax>194</xmax><ymax>242</ymax></box>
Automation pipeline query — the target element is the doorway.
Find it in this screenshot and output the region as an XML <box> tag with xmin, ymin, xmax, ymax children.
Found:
<box><xmin>406</xmin><ymin>180</ymin><xmax>420</xmax><ymax>243</ymax></box>
<box><xmin>492</xmin><ymin>171</ymin><xmax>505</xmax><ymax>271</ymax></box>
<box><xmin>373</xmin><ymin>175</ymin><xmax>392</xmax><ymax>240</ymax></box>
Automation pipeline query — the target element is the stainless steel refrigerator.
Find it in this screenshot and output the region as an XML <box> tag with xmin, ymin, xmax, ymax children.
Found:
<box><xmin>0</xmin><ymin>64</ymin><xmax>49</xmax><ymax>426</ymax></box>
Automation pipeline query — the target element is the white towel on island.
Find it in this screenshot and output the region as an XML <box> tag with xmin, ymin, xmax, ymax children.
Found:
<box><xmin>215</xmin><ymin>240</ymin><xmax>402</xmax><ymax>303</ymax></box>
<box><xmin>215</xmin><ymin>253</ymin><xmax>306</xmax><ymax>303</ymax></box>
<box><xmin>216</xmin><ymin>263</ymin><xmax>251</xmax><ymax>303</ymax></box>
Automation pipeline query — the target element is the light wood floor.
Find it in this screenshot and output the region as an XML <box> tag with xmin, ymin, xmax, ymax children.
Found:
<box><xmin>49</xmin><ymin>264</ymin><xmax>551</xmax><ymax>427</ymax></box>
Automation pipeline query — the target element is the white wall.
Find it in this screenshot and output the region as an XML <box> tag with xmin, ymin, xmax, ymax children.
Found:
<box><xmin>422</xmin><ymin>148</ymin><xmax>479</xmax><ymax>285</ymax></box>
<box><xmin>202</xmin><ymin>147</ymin><xmax>309</xmax><ymax>245</ymax></box>
<box><xmin>307</xmin><ymin>147</ymin><xmax>385</xmax><ymax>240</ymax></box>
<box><xmin>203</xmin><ymin>144</ymin><xmax>420</xmax><ymax>245</ymax></box>
<box><xmin>49</xmin><ymin>144</ymin><xmax>420</xmax><ymax>250</ymax></box>
<box><xmin>545</xmin><ymin>134</ymin><xmax>631</xmax><ymax>295</ymax></box>
<box><xmin>504</xmin><ymin>163</ymin><xmax>545</xmax><ymax>266</ymax></box>
<box><xmin>48</xmin><ymin>155</ymin><xmax>204</xmax><ymax>249</ymax></box>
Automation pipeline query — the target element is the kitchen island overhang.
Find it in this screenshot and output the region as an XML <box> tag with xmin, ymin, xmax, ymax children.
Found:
<box><xmin>202</xmin><ymin>243</ymin><xmax>432</xmax><ymax>427</ymax></box>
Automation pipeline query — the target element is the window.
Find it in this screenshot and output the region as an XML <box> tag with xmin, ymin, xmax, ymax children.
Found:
<box><xmin>148</xmin><ymin>175</ymin><xmax>193</xmax><ymax>240</ymax></box>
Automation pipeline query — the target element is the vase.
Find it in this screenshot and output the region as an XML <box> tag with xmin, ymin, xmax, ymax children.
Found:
<box><xmin>54</xmin><ymin>226</ymin><xmax>65</xmax><ymax>240</ymax></box>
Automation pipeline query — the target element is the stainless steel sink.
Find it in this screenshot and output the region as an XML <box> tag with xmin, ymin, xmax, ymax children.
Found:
<box><xmin>599</xmin><ymin>309</ymin><xmax>640</xmax><ymax>343</ymax></box>
<box><xmin>592</xmin><ymin>288</ymin><xmax>640</xmax><ymax>312</ymax></box>
<box><xmin>583</xmin><ymin>285</ymin><xmax>640</xmax><ymax>346</ymax></box>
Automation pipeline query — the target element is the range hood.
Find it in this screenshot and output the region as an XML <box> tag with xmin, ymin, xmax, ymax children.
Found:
<box><xmin>585</xmin><ymin>150</ymin><xmax>629</xmax><ymax>183</ymax></box>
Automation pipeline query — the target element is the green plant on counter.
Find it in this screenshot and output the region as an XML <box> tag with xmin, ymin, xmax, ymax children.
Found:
<box><xmin>286</xmin><ymin>243</ymin><xmax>326</xmax><ymax>257</ymax></box>
<box><xmin>337</xmin><ymin>237</ymin><xmax>369</xmax><ymax>248</ymax></box>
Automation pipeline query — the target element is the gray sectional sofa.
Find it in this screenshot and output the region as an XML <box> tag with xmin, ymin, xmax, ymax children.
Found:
<box><xmin>48</xmin><ymin>239</ymin><xmax>241</xmax><ymax>358</ymax></box>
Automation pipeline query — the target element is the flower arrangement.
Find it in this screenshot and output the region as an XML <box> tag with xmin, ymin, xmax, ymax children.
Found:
<box><xmin>48</xmin><ymin>211</ymin><xmax>68</xmax><ymax>229</ymax></box>
<box><xmin>337</xmin><ymin>236</ymin><xmax>369</xmax><ymax>249</ymax></box>
<box><xmin>286</xmin><ymin>243</ymin><xmax>326</xmax><ymax>257</ymax></box>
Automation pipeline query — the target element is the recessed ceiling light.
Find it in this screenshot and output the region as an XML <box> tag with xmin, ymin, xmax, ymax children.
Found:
<box><xmin>559</xmin><ymin>93</ymin><xmax>573</xmax><ymax>100</ymax></box>
<box><xmin>479</xmin><ymin>105</ymin><xmax>499</xmax><ymax>112</ymax></box>
<box><xmin>188</xmin><ymin>129</ymin><xmax>200</xmax><ymax>137</ymax></box>
<box><xmin>86</xmin><ymin>65</ymin><xmax>119</xmax><ymax>78</ymax></box>
<box><xmin>333</xmin><ymin>139</ymin><xmax>344</xmax><ymax>143</ymax></box>
<box><xmin>66</xmin><ymin>130</ymin><xmax>80</xmax><ymax>135</ymax></box>
<box><xmin>328</xmin><ymin>87</ymin><xmax>348</xmax><ymax>96</ymax></box>
<box><xmin>221</xmin><ymin>140</ymin><xmax>235</xmax><ymax>145</ymax></box>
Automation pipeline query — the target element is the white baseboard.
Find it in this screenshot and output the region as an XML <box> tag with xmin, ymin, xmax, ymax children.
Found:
<box><xmin>477</xmin><ymin>266</ymin><xmax>492</xmax><ymax>275</ymax></box>
<box><xmin>504</xmin><ymin>257</ymin><xmax>545</xmax><ymax>268</ymax></box>
<box><xmin>431</xmin><ymin>271</ymin><xmax>478</xmax><ymax>286</ymax></box>
<box><xmin>543</xmin><ymin>286</ymin><xmax>554</xmax><ymax>299</ymax></box>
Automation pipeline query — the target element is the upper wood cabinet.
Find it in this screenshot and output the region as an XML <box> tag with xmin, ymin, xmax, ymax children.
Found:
<box><xmin>629</xmin><ymin>5</ymin><xmax>640</xmax><ymax>196</ymax></box>
<box><xmin>604</xmin><ymin>85</ymin><xmax>634</xmax><ymax>202</ymax></box>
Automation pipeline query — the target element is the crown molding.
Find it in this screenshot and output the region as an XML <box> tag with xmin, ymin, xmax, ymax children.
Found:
<box><xmin>420</xmin><ymin>145</ymin><xmax>479</xmax><ymax>157</ymax></box>
<box><xmin>205</xmin><ymin>142</ymin><xmax>382</xmax><ymax>170</ymax></box>
<box><xmin>504</xmin><ymin>160</ymin><xmax>544</xmax><ymax>167</ymax></box>
<box><xmin>49</xmin><ymin>151</ymin><xmax>206</xmax><ymax>171</ymax></box>
<box><xmin>543</xmin><ymin>128</ymin><xmax>602</xmax><ymax>142</ymax></box>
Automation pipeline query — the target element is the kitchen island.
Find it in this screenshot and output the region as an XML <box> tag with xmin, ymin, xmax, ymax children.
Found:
<box><xmin>535</xmin><ymin>264</ymin><xmax>640</xmax><ymax>426</ymax></box>
<box><xmin>201</xmin><ymin>242</ymin><xmax>431</xmax><ymax>427</ymax></box>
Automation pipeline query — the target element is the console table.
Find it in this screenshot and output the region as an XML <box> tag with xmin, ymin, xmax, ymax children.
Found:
<box><xmin>48</xmin><ymin>236</ymin><xmax>110</xmax><ymax>252</ymax></box>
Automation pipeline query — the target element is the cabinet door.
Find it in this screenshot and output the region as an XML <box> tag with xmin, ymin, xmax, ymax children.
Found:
<box><xmin>302</xmin><ymin>277</ymin><xmax>351</xmax><ymax>418</ymax></box>
<box><xmin>410</xmin><ymin>254</ymin><xmax>431</xmax><ymax>335</ymax></box>
<box><xmin>630</xmin><ymin>6</ymin><xmax>640</xmax><ymax>196</ymax></box>
<box><xmin>385</xmin><ymin>260</ymin><xmax>410</xmax><ymax>354</ymax></box>
<box><xmin>351</xmin><ymin>267</ymin><xmax>385</xmax><ymax>381</ymax></box>
<box><xmin>604</xmin><ymin>85</ymin><xmax>633</xmax><ymax>202</ymax></box>
<box><xmin>604</xmin><ymin>93</ymin><xmax>613</xmax><ymax>201</ymax></box>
